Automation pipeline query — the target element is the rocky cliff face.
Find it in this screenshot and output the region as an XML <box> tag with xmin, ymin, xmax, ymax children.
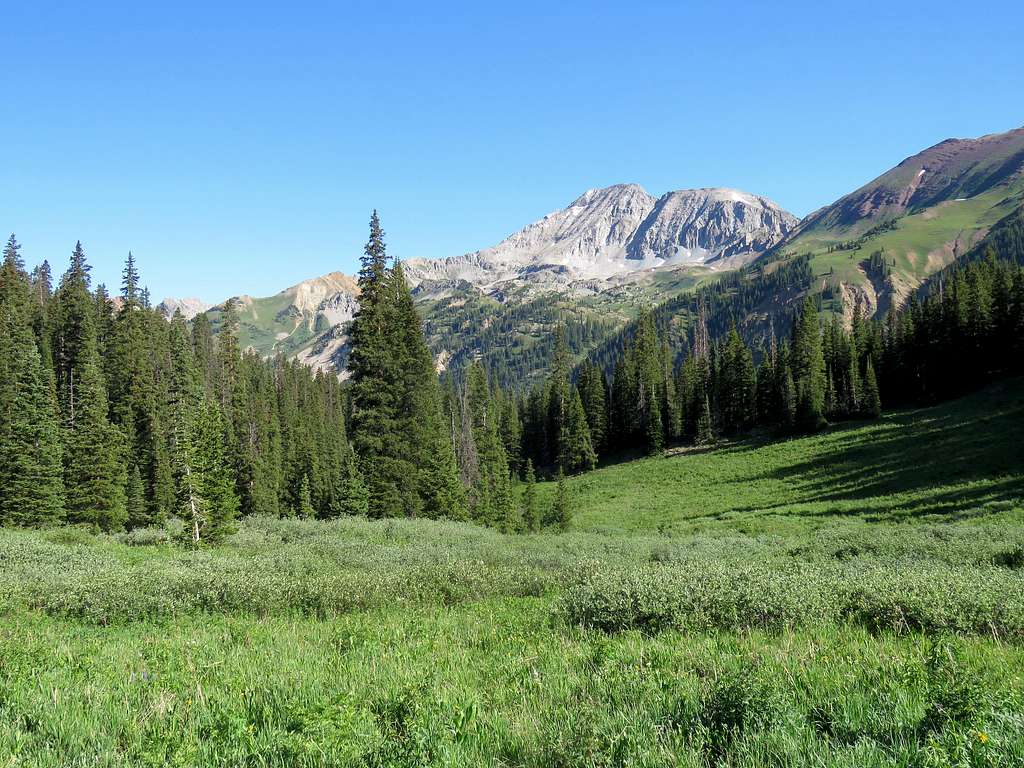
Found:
<box><xmin>626</xmin><ymin>188</ymin><xmax>799</xmax><ymax>264</ymax></box>
<box><xmin>402</xmin><ymin>183</ymin><xmax>795</xmax><ymax>295</ymax></box>
<box><xmin>281</xmin><ymin>271</ymin><xmax>361</xmax><ymax>326</ymax></box>
<box><xmin>156</xmin><ymin>297</ymin><xmax>212</xmax><ymax>320</ymax></box>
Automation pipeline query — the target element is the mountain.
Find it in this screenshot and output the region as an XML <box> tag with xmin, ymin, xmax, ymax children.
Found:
<box><xmin>157</xmin><ymin>297</ymin><xmax>212</xmax><ymax>320</ymax></box>
<box><xmin>799</xmin><ymin>127</ymin><xmax>1024</xmax><ymax>235</ymax></box>
<box><xmin>764</xmin><ymin>125</ymin><xmax>1024</xmax><ymax>317</ymax></box>
<box><xmin>403</xmin><ymin>184</ymin><xmax>796</xmax><ymax>296</ymax></box>
<box><xmin>209</xmin><ymin>184</ymin><xmax>793</xmax><ymax>380</ymax></box>
<box><xmin>207</xmin><ymin>271</ymin><xmax>359</xmax><ymax>373</ymax></box>
<box><xmin>195</xmin><ymin>126</ymin><xmax>1024</xmax><ymax>385</ymax></box>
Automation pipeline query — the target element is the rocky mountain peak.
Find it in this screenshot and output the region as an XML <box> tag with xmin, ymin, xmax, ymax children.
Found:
<box><xmin>627</xmin><ymin>188</ymin><xmax>799</xmax><ymax>265</ymax></box>
<box><xmin>403</xmin><ymin>183</ymin><xmax>795</xmax><ymax>294</ymax></box>
<box><xmin>156</xmin><ymin>297</ymin><xmax>212</xmax><ymax>320</ymax></box>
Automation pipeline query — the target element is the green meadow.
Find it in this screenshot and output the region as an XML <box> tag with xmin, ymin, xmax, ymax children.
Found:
<box><xmin>2</xmin><ymin>381</ymin><xmax>1023</xmax><ymax>766</ymax></box>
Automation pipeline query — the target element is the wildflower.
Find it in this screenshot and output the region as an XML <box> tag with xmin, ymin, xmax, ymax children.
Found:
<box><xmin>977</xmin><ymin>731</ymin><xmax>989</xmax><ymax>744</ymax></box>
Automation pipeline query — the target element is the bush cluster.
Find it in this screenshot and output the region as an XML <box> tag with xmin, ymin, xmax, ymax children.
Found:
<box><xmin>2</xmin><ymin>515</ymin><xmax>1022</xmax><ymax>638</ymax></box>
<box><xmin>560</xmin><ymin>560</ymin><xmax>1024</xmax><ymax>638</ymax></box>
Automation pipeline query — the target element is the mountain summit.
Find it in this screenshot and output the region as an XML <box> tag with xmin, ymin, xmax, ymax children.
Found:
<box><xmin>403</xmin><ymin>184</ymin><xmax>796</xmax><ymax>295</ymax></box>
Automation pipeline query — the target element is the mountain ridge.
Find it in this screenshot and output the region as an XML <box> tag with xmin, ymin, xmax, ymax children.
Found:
<box><xmin>403</xmin><ymin>183</ymin><xmax>796</xmax><ymax>295</ymax></box>
<box><xmin>174</xmin><ymin>124</ymin><xmax>1024</xmax><ymax>384</ymax></box>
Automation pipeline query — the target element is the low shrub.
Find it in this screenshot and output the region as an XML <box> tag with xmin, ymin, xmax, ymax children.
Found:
<box><xmin>559</xmin><ymin>560</ymin><xmax>1024</xmax><ymax>639</ymax></box>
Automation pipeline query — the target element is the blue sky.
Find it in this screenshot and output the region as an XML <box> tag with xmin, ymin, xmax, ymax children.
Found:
<box><xmin>3</xmin><ymin>1</ymin><xmax>1023</xmax><ymax>302</ymax></box>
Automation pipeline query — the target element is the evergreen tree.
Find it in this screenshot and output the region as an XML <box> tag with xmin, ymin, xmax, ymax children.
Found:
<box><xmin>498</xmin><ymin>392</ymin><xmax>523</xmax><ymax>477</ymax></box>
<box><xmin>546</xmin><ymin>327</ymin><xmax>573</xmax><ymax>468</ymax></box>
<box><xmin>28</xmin><ymin>259</ymin><xmax>54</xmax><ymax>364</ymax></box>
<box><xmin>577</xmin><ymin>362</ymin><xmax>607</xmax><ymax>454</ymax></box>
<box><xmin>348</xmin><ymin>213</ymin><xmax>464</xmax><ymax>519</ymax></box>
<box><xmin>720</xmin><ymin>326</ymin><xmax>756</xmax><ymax>434</ymax></box>
<box><xmin>297</xmin><ymin>473</ymin><xmax>314</xmax><ymax>518</ymax></box>
<box><xmin>633</xmin><ymin>312</ymin><xmax>666</xmax><ymax>454</ymax></box>
<box><xmin>53</xmin><ymin>243</ymin><xmax>127</xmax><ymax>530</ymax></box>
<box><xmin>779</xmin><ymin>358</ymin><xmax>797</xmax><ymax>433</ymax></box>
<box><xmin>215</xmin><ymin>302</ymin><xmax>281</xmax><ymax>517</ymax></box>
<box><xmin>464</xmin><ymin>362</ymin><xmax>514</xmax><ymax>525</ymax></box>
<box><xmin>0</xmin><ymin>235</ymin><xmax>65</xmax><ymax>525</ymax></box>
<box><xmin>790</xmin><ymin>296</ymin><xmax>827</xmax><ymax>431</ymax></box>
<box><xmin>560</xmin><ymin>387</ymin><xmax>597</xmax><ymax>473</ymax></box>
<box><xmin>191</xmin><ymin>310</ymin><xmax>216</xmax><ymax>394</ymax></box>
<box><xmin>548</xmin><ymin>469</ymin><xmax>572</xmax><ymax>531</ymax></box>
<box><xmin>125</xmin><ymin>464</ymin><xmax>147</xmax><ymax>527</ymax></box>
<box><xmin>521</xmin><ymin>384</ymin><xmax>549</xmax><ymax>470</ymax></box>
<box><xmin>348</xmin><ymin>212</ymin><xmax>403</xmax><ymax>516</ymax></box>
<box><xmin>695</xmin><ymin>392</ymin><xmax>714</xmax><ymax>445</ymax></box>
<box><xmin>390</xmin><ymin>261</ymin><xmax>466</xmax><ymax>519</ymax></box>
<box><xmin>521</xmin><ymin>459</ymin><xmax>540</xmax><ymax>533</ymax></box>
<box><xmin>191</xmin><ymin>398</ymin><xmax>239</xmax><ymax>542</ymax></box>
<box><xmin>106</xmin><ymin>252</ymin><xmax>173</xmax><ymax>526</ymax></box>
<box><xmin>609</xmin><ymin>350</ymin><xmax>637</xmax><ymax>449</ymax></box>
<box><xmin>862</xmin><ymin>357</ymin><xmax>882</xmax><ymax>418</ymax></box>
<box><xmin>498</xmin><ymin>488</ymin><xmax>523</xmax><ymax>534</ymax></box>
<box><xmin>338</xmin><ymin>447</ymin><xmax>370</xmax><ymax>517</ymax></box>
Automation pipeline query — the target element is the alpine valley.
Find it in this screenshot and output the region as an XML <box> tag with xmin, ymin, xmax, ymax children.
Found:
<box><xmin>171</xmin><ymin>125</ymin><xmax>1024</xmax><ymax>386</ymax></box>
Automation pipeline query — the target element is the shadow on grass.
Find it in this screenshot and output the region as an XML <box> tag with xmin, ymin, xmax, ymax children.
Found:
<box><xmin>725</xmin><ymin>380</ymin><xmax>1024</xmax><ymax>521</ymax></box>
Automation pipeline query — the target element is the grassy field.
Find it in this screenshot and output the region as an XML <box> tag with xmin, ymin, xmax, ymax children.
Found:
<box><xmin>1</xmin><ymin>381</ymin><xmax>1023</xmax><ymax>766</ymax></box>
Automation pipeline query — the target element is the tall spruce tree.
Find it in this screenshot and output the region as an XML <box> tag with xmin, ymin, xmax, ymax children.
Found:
<box><xmin>186</xmin><ymin>397</ymin><xmax>239</xmax><ymax>543</ymax></box>
<box><xmin>338</xmin><ymin>446</ymin><xmax>370</xmax><ymax>517</ymax></box>
<box><xmin>521</xmin><ymin>459</ymin><xmax>540</xmax><ymax>533</ymax></box>
<box><xmin>348</xmin><ymin>212</ymin><xmax>464</xmax><ymax>519</ymax></box>
<box><xmin>561</xmin><ymin>387</ymin><xmax>597</xmax><ymax>473</ymax></box>
<box><xmin>0</xmin><ymin>235</ymin><xmax>65</xmax><ymax>525</ymax></box>
<box><xmin>106</xmin><ymin>253</ymin><xmax>173</xmax><ymax>526</ymax></box>
<box><xmin>546</xmin><ymin>327</ymin><xmax>573</xmax><ymax>468</ymax></box>
<box><xmin>53</xmin><ymin>243</ymin><xmax>127</xmax><ymax>530</ymax></box>
<box><xmin>790</xmin><ymin>296</ymin><xmax>827</xmax><ymax>431</ymax></box>
<box><xmin>862</xmin><ymin>357</ymin><xmax>882</xmax><ymax>418</ymax></box>
<box><xmin>391</xmin><ymin>261</ymin><xmax>466</xmax><ymax>519</ymax></box>
<box><xmin>464</xmin><ymin>362</ymin><xmax>514</xmax><ymax>525</ymax></box>
<box><xmin>577</xmin><ymin>362</ymin><xmax>607</xmax><ymax>454</ymax></box>
<box><xmin>720</xmin><ymin>326</ymin><xmax>756</xmax><ymax>434</ymax></box>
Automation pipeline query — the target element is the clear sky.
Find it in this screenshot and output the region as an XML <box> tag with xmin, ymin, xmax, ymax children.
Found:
<box><xmin>4</xmin><ymin>1</ymin><xmax>1023</xmax><ymax>302</ymax></box>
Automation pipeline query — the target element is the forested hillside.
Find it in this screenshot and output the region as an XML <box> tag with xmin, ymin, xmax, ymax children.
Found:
<box><xmin>3</xmin><ymin>205</ymin><xmax>1024</xmax><ymax>541</ymax></box>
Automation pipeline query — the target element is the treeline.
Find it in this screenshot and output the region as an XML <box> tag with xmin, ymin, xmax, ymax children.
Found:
<box><xmin>880</xmin><ymin>249</ymin><xmax>1024</xmax><ymax>404</ymax></box>
<box><xmin>507</xmin><ymin>296</ymin><xmax>877</xmax><ymax>470</ymax></box>
<box><xmin>585</xmin><ymin>254</ymin><xmax>815</xmax><ymax>375</ymax></box>
<box><xmin>0</xmin><ymin>236</ymin><xmax>364</xmax><ymax>539</ymax></box>
<box><xmin>0</xmin><ymin>218</ymin><xmax>579</xmax><ymax>540</ymax></box>
<box><xmin>4</xmin><ymin>211</ymin><xmax>1022</xmax><ymax>537</ymax></box>
<box><xmin>506</xmin><ymin>247</ymin><xmax>1024</xmax><ymax>470</ymax></box>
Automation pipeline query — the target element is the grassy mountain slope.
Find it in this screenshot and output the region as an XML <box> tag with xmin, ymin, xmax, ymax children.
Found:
<box><xmin>763</xmin><ymin>126</ymin><xmax>1024</xmax><ymax>318</ymax></box>
<box><xmin>545</xmin><ymin>378</ymin><xmax>1024</xmax><ymax>534</ymax></box>
<box><xmin>206</xmin><ymin>272</ymin><xmax>358</xmax><ymax>371</ymax></box>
